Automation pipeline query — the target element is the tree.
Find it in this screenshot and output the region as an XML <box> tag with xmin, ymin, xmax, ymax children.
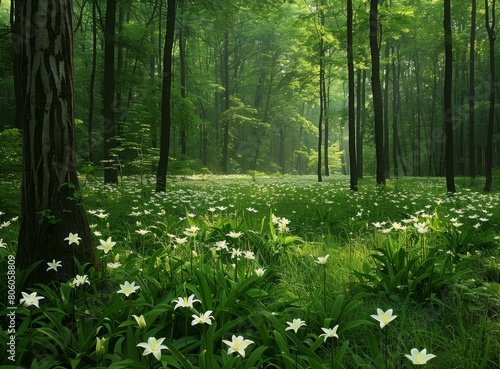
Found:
<box><xmin>15</xmin><ymin>0</ymin><xmax>98</xmax><ymax>283</ymax></box>
<box><xmin>484</xmin><ymin>0</ymin><xmax>495</xmax><ymax>192</ymax></box>
<box><xmin>103</xmin><ymin>0</ymin><xmax>119</xmax><ymax>184</ymax></box>
<box><xmin>444</xmin><ymin>0</ymin><xmax>456</xmax><ymax>193</ymax></box>
<box><xmin>347</xmin><ymin>0</ymin><xmax>357</xmax><ymax>191</ymax></box>
<box><xmin>370</xmin><ymin>0</ymin><xmax>385</xmax><ymax>185</ymax></box>
<box><xmin>156</xmin><ymin>0</ymin><xmax>177</xmax><ymax>192</ymax></box>
<box><xmin>469</xmin><ymin>0</ymin><xmax>476</xmax><ymax>180</ymax></box>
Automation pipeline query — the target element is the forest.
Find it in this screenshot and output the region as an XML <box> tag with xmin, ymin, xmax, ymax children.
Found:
<box><xmin>1</xmin><ymin>0</ymin><xmax>500</xmax><ymax>368</ymax></box>
<box><xmin>0</xmin><ymin>0</ymin><xmax>498</xmax><ymax>186</ymax></box>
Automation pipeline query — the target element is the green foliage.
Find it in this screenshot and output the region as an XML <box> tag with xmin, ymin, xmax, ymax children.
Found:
<box><xmin>0</xmin><ymin>129</ymin><xmax>22</xmax><ymax>179</ymax></box>
<box><xmin>1</xmin><ymin>175</ymin><xmax>499</xmax><ymax>368</ymax></box>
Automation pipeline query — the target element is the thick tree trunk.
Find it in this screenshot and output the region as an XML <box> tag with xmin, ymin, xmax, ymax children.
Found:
<box><xmin>15</xmin><ymin>0</ymin><xmax>97</xmax><ymax>284</ymax></box>
<box><xmin>156</xmin><ymin>0</ymin><xmax>177</xmax><ymax>192</ymax></box>
<box><xmin>484</xmin><ymin>0</ymin><xmax>495</xmax><ymax>192</ymax></box>
<box><xmin>370</xmin><ymin>0</ymin><xmax>385</xmax><ymax>185</ymax></box>
<box><xmin>444</xmin><ymin>0</ymin><xmax>456</xmax><ymax>193</ymax></box>
<box><xmin>347</xmin><ymin>0</ymin><xmax>357</xmax><ymax>191</ymax></box>
<box><xmin>103</xmin><ymin>0</ymin><xmax>118</xmax><ymax>183</ymax></box>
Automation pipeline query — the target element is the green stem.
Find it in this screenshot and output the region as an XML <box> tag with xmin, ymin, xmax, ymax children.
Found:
<box><xmin>385</xmin><ymin>326</ymin><xmax>388</xmax><ymax>369</ymax></box>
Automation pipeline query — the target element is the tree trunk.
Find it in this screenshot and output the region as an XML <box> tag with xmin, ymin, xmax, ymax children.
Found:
<box><xmin>484</xmin><ymin>0</ymin><xmax>495</xmax><ymax>192</ymax></box>
<box><xmin>469</xmin><ymin>0</ymin><xmax>476</xmax><ymax>179</ymax></box>
<box><xmin>16</xmin><ymin>0</ymin><xmax>98</xmax><ymax>284</ymax></box>
<box><xmin>103</xmin><ymin>0</ymin><xmax>118</xmax><ymax>183</ymax></box>
<box><xmin>347</xmin><ymin>0</ymin><xmax>357</xmax><ymax>191</ymax></box>
<box><xmin>222</xmin><ymin>31</ymin><xmax>230</xmax><ymax>174</ymax></box>
<box><xmin>384</xmin><ymin>41</ymin><xmax>390</xmax><ymax>179</ymax></box>
<box><xmin>87</xmin><ymin>0</ymin><xmax>97</xmax><ymax>163</ymax></box>
<box><xmin>444</xmin><ymin>0</ymin><xmax>456</xmax><ymax>193</ymax></box>
<box><xmin>179</xmin><ymin>19</ymin><xmax>187</xmax><ymax>155</ymax></box>
<box><xmin>370</xmin><ymin>0</ymin><xmax>385</xmax><ymax>185</ymax></box>
<box><xmin>155</xmin><ymin>0</ymin><xmax>177</xmax><ymax>192</ymax></box>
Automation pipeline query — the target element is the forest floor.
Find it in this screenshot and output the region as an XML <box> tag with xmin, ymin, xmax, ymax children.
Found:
<box><xmin>1</xmin><ymin>174</ymin><xmax>500</xmax><ymax>368</ymax></box>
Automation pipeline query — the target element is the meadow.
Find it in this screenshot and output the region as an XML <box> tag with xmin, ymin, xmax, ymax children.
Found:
<box><xmin>1</xmin><ymin>174</ymin><xmax>500</xmax><ymax>368</ymax></box>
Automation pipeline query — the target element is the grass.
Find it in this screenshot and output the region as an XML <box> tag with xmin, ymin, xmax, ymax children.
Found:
<box><xmin>1</xmin><ymin>174</ymin><xmax>499</xmax><ymax>368</ymax></box>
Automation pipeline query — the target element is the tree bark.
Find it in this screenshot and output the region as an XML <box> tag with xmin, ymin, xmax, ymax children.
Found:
<box><xmin>222</xmin><ymin>31</ymin><xmax>230</xmax><ymax>174</ymax></box>
<box><xmin>87</xmin><ymin>0</ymin><xmax>97</xmax><ymax>163</ymax></box>
<box><xmin>484</xmin><ymin>0</ymin><xmax>495</xmax><ymax>192</ymax></box>
<box><xmin>469</xmin><ymin>0</ymin><xmax>476</xmax><ymax>179</ymax></box>
<box><xmin>347</xmin><ymin>0</ymin><xmax>357</xmax><ymax>191</ymax></box>
<box><xmin>179</xmin><ymin>18</ymin><xmax>187</xmax><ymax>156</ymax></box>
<box><xmin>444</xmin><ymin>0</ymin><xmax>456</xmax><ymax>193</ymax></box>
<box><xmin>103</xmin><ymin>0</ymin><xmax>118</xmax><ymax>183</ymax></box>
<box><xmin>15</xmin><ymin>0</ymin><xmax>97</xmax><ymax>284</ymax></box>
<box><xmin>156</xmin><ymin>0</ymin><xmax>177</xmax><ymax>192</ymax></box>
<box><xmin>370</xmin><ymin>0</ymin><xmax>385</xmax><ymax>185</ymax></box>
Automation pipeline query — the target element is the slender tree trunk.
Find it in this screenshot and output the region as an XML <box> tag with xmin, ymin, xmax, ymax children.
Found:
<box><xmin>444</xmin><ymin>0</ymin><xmax>456</xmax><ymax>193</ymax></box>
<box><xmin>155</xmin><ymin>0</ymin><xmax>177</xmax><ymax>192</ymax></box>
<box><xmin>356</xmin><ymin>69</ymin><xmax>364</xmax><ymax>178</ymax></box>
<box><xmin>384</xmin><ymin>41</ymin><xmax>390</xmax><ymax>179</ymax></box>
<box><xmin>103</xmin><ymin>0</ymin><xmax>118</xmax><ymax>183</ymax></box>
<box><xmin>370</xmin><ymin>0</ymin><xmax>385</xmax><ymax>185</ymax></box>
<box><xmin>16</xmin><ymin>0</ymin><xmax>98</xmax><ymax>284</ymax></box>
<box><xmin>347</xmin><ymin>0</ymin><xmax>357</xmax><ymax>191</ymax></box>
<box><xmin>392</xmin><ymin>45</ymin><xmax>399</xmax><ymax>178</ymax></box>
<box><xmin>317</xmin><ymin>52</ymin><xmax>324</xmax><ymax>183</ymax></box>
<box><xmin>179</xmin><ymin>19</ymin><xmax>187</xmax><ymax>155</ymax></box>
<box><xmin>469</xmin><ymin>0</ymin><xmax>476</xmax><ymax>179</ymax></box>
<box><xmin>222</xmin><ymin>31</ymin><xmax>230</xmax><ymax>174</ymax></box>
<box><xmin>484</xmin><ymin>0</ymin><xmax>495</xmax><ymax>192</ymax></box>
<box><xmin>87</xmin><ymin>0</ymin><xmax>97</xmax><ymax>163</ymax></box>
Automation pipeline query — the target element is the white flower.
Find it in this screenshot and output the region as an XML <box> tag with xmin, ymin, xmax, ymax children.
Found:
<box><xmin>184</xmin><ymin>225</ymin><xmax>200</xmax><ymax>236</ymax></box>
<box><xmin>132</xmin><ymin>314</ymin><xmax>147</xmax><ymax>329</ymax></box>
<box><xmin>405</xmin><ymin>348</ymin><xmax>436</xmax><ymax>365</ymax></box>
<box><xmin>191</xmin><ymin>311</ymin><xmax>215</xmax><ymax>326</ymax></box>
<box><xmin>222</xmin><ymin>335</ymin><xmax>254</xmax><ymax>357</ymax></box>
<box><xmin>315</xmin><ymin>254</ymin><xmax>329</xmax><ymax>265</ymax></box>
<box><xmin>137</xmin><ymin>336</ymin><xmax>168</xmax><ymax>361</ymax></box>
<box><xmin>20</xmin><ymin>292</ymin><xmax>44</xmax><ymax>307</ymax></box>
<box><xmin>285</xmin><ymin>318</ymin><xmax>307</xmax><ymax>333</ymax></box>
<box><xmin>254</xmin><ymin>268</ymin><xmax>266</xmax><ymax>277</ymax></box>
<box><xmin>71</xmin><ymin>274</ymin><xmax>90</xmax><ymax>287</ymax></box>
<box><xmin>370</xmin><ymin>308</ymin><xmax>397</xmax><ymax>329</ymax></box>
<box><xmin>117</xmin><ymin>281</ymin><xmax>140</xmax><ymax>297</ymax></box>
<box><xmin>46</xmin><ymin>259</ymin><xmax>62</xmax><ymax>271</ymax></box>
<box><xmin>136</xmin><ymin>229</ymin><xmax>150</xmax><ymax>236</ymax></box>
<box><xmin>97</xmin><ymin>237</ymin><xmax>116</xmax><ymax>254</ymax></box>
<box><xmin>227</xmin><ymin>231</ymin><xmax>243</xmax><ymax>238</ymax></box>
<box><xmin>244</xmin><ymin>250</ymin><xmax>256</xmax><ymax>260</ymax></box>
<box><xmin>0</xmin><ymin>238</ymin><xmax>7</xmax><ymax>248</ymax></box>
<box><xmin>64</xmin><ymin>232</ymin><xmax>81</xmax><ymax>245</ymax></box>
<box><xmin>172</xmin><ymin>294</ymin><xmax>201</xmax><ymax>309</ymax></box>
<box><xmin>319</xmin><ymin>325</ymin><xmax>339</xmax><ymax>342</ymax></box>
<box><xmin>107</xmin><ymin>262</ymin><xmax>121</xmax><ymax>269</ymax></box>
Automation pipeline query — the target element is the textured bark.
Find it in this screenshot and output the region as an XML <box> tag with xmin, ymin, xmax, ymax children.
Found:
<box><xmin>156</xmin><ymin>0</ymin><xmax>176</xmax><ymax>192</ymax></box>
<box><xmin>484</xmin><ymin>0</ymin><xmax>495</xmax><ymax>192</ymax></box>
<box><xmin>103</xmin><ymin>0</ymin><xmax>118</xmax><ymax>183</ymax></box>
<box><xmin>469</xmin><ymin>0</ymin><xmax>476</xmax><ymax>179</ymax></box>
<box><xmin>444</xmin><ymin>0</ymin><xmax>456</xmax><ymax>193</ymax></box>
<box><xmin>15</xmin><ymin>0</ymin><xmax>97</xmax><ymax>283</ymax></box>
<box><xmin>347</xmin><ymin>0</ymin><xmax>357</xmax><ymax>191</ymax></box>
<box><xmin>222</xmin><ymin>31</ymin><xmax>230</xmax><ymax>174</ymax></box>
<box><xmin>370</xmin><ymin>0</ymin><xmax>385</xmax><ymax>185</ymax></box>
